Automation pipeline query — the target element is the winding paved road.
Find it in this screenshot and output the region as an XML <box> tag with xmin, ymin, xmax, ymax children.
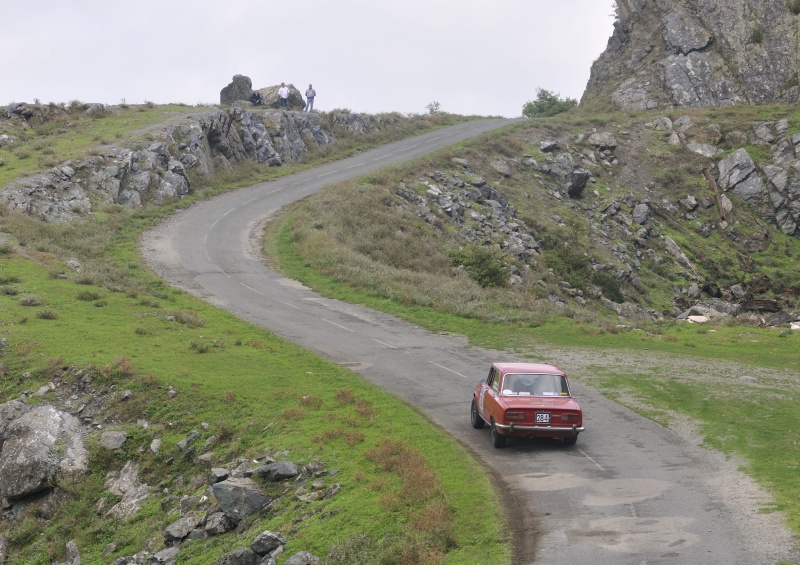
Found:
<box><xmin>141</xmin><ymin>119</ymin><xmax>796</xmax><ymax>564</ymax></box>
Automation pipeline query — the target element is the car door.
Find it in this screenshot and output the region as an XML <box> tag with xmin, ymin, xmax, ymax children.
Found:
<box><xmin>479</xmin><ymin>368</ymin><xmax>500</xmax><ymax>421</ymax></box>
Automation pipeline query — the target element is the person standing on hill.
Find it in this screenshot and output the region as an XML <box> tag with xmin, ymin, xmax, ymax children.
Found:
<box><xmin>278</xmin><ymin>82</ymin><xmax>289</xmax><ymax>108</ymax></box>
<box><xmin>304</xmin><ymin>84</ymin><xmax>316</xmax><ymax>112</ymax></box>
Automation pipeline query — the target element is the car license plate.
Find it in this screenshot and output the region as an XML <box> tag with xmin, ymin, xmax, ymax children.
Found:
<box><xmin>535</xmin><ymin>412</ymin><xmax>551</xmax><ymax>424</ymax></box>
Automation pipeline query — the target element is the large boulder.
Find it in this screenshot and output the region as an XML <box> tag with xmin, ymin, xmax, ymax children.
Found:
<box><xmin>0</xmin><ymin>403</ymin><xmax>87</xmax><ymax>500</ymax></box>
<box><xmin>210</xmin><ymin>477</ymin><xmax>270</xmax><ymax>523</ymax></box>
<box><xmin>254</xmin><ymin>84</ymin><xmax>305</xmax><ymax>111</ymax></box>
<box><xmin>220</xmin><ymin>74</ymin><xmax>255</xmax><ymax>105</ymax></box>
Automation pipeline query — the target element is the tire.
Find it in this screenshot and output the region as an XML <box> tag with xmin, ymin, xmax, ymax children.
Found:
<box><xmin>562</xmin><ymin>436</ymin><xmax>578</xmax><ymax>446</ymax></box>
<box><xmin>471</xmin><ymin>399</ymin><xmax>486</xmax><ymax>429</ymax></box>
<box><xmin>491</xmin><ymin>420</ymin><xmax>507</xmax><ymax>448</ymax></box>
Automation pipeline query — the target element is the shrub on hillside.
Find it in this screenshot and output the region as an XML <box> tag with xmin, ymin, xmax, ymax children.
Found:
<box><xmin>449</xmin><ymin>246</ymin><xmax>509</xmax><ymax>288</ymax></box>
<box><xmin>522</xmin><ymin>89</ymin><xmax>577</xmax><ymax>118</ymax></box>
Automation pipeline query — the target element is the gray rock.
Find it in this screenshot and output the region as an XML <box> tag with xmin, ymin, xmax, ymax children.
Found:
<box><xmin>151</xmin><ymin>546</ymin><xmax>180</xmax><ymax>565</ymax></box>
<box><xmin>210</xmin><ymin>467</ymin><xmax>230</xmax><ymax>484</ymax></box>
<box><xmin>490</xmin><ymin>160</ymin><xmax>512</xmax><ymax>177</ymax></box>
<box><xmin>565</xmin><ymin>168</ymin><xmax>591</xmax><ymax>198</ymax></box>
<box><xmin>85</xmin><ymin>103</ymin><xmax>106</xmax><ymax>116</ymax></box>
<box><xmin>218</xmin><ymin>548</ymin><xmax>257</xmax><ymax>565</ymax></box>
<box><xmin>220</xmin><ymin>74</ymin><xmax>254</xmax><ymax>105</ymax></box>
<box><xmin>283</xmin><ymin>551</ymin><xmax>319</xmax><ymax>565</ymax></box>
<box><xmin>678</xmin><ymin>195</ymin><xmax>698</xmax><ymax>212</ymax></box>
<box><xmin>251</xmin><ymin>530</ymin><xmax>286</xmax><ymax>555</ymax></box>
<box><xmin>718</xmin><ymin>149</ymin><xmax>756</xmax><ymax>191</ymax></box>
<box><xmin>686</xmin><ymin>140</ymin><xmax>719</xmax><ymax>158</ymax></box>
<box><xmin>632</xmin><ymin>203</ymin><xmax>650</xmax><ymax>225</ymax></box>
<box><xmin>101</xmin><ymin>430</ymin><xmax>127</xmax><ymax>450</ymax></box>
<box><xmin>0</xmin><ymin>404</ymin><xmax>87</xmax><ymax>499</ymax></box>
<box><xmin>587</xmin><ymin>132</ymin><xmax>617</xmax><ymax>151</ymax></box>
<box><xmin>662</xmin><ymin>10</ymin><xmax>711</xmax><ymax>55</ymax></box>
<box><xmin>164</xmin><ymin>515</ymin><xmax>202</xmax><ymax>542</ymax></box>
<box><xmin>205</xmin><ymin>511</ymin><xmax>233</xmax><ymax>535</ymax></box>
<box><xmin>540</xmin><ymin>140</ymin><xmax>559</xmax><ymax>153</ymax></box>
<box><xmin>256</xmin><ymin>461</ymin><xmax>299</xmax><ymax>482</ymax></box>
<box><xmin>104</xmin><ymin>460</ymin><xmax>151</xmax><ymax>519</ymax></box>
<box><xmin>210</xmin><ymin>478</ymin><xmax>270</xmax><ymax>523</ymax></box>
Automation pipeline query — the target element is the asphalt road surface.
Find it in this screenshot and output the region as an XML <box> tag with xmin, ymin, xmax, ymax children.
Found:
<box><xmin>141</xmin><ymin>119</ymin><xmax>798</xmax><ymax>564</ymax></box>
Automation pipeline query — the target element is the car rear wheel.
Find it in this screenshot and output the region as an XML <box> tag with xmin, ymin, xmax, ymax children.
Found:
<box><xmin>470</xmin><ymin>399</ymin><xmax>485</xmax><ymax>429</ymax></box>
<box><xmin>562</xmin><ymin>436</ymin><xmax>578</xmax><ymax>446</ymax></box>
<box><xmin>491</xmin><ymin>420</ymin><xmax>507</xmax><ymax>448</ymax></box>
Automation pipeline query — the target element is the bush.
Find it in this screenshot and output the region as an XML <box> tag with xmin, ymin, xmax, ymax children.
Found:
<box><xmin>522</xmin><ymin>89</ymin><xmax>577</xmax><ymax>118</ymax></box>
<box><xmin>592</xmin><ymin>271</ymin><xmax>625</xmax><ymax>303</ymax></box>
<box><xmin>18</xmin><ymin>294</ymin><xmax>43</xmax><ymax>306</ymax></box>
<box><xmin>449</xmin><ymin>246</ymin><xmax>509</xmax><ymax>288</ymax></box>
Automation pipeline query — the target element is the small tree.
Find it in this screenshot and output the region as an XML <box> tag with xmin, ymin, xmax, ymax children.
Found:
<box><xmin>522</xmin><ymin>89</ymin><xmax>577</xmax><ymax>118</ymax></box>
<box><xmin>426</xmin><ymin>101</ymin><xmax>442</xmax><ymax>115</ymax></box>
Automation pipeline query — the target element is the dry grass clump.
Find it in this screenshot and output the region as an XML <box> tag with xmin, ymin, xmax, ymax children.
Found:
<box><xmin>313</xmin><ymin>428</ymin><xmax>365</xmax><ymax>448</ymax></box>
<box><xmin>168</xmin><ymin>310</ymin><xmax>205</xmax><ymax>328</ymax></box>
<box><xmin>365</xmin><ymin>439</ymin><xmax>442</xmax><ymax>504</ymax></box>
<box><xmin>299</xmin><ymin>394</ymin><xmax>323</xmax><ymax>409</ymax></box>
<box><xmin>18</xmin><ymin>294</ymin><xmax>44</xmax><ymax>306</ymax></box>
<box><xmin>334</xmin><ymin>387</ymin><xmax>357</xmax><ymax>405</ymax></box>
<box><xmin>364</xmin><ymin>438</ymin><xmax>457</xmax><ymax>564</ymax></box>
<box><xmin>281</xmin><ymin>407</ymin><xmax>306</xmax><ymax>421</ymax></box>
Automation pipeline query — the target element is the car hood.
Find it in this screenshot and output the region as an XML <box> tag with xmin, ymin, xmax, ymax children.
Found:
<box><xmin>501</xmin><ymin>396</ymin><xmax>581</xmax><ymax>410</ymax></box>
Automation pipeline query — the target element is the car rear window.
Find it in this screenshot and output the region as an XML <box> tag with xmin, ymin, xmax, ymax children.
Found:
<box><xmin>501</xmin><ymin>373</ymin><xmax>569</xmax><ymax>396</ymax></box>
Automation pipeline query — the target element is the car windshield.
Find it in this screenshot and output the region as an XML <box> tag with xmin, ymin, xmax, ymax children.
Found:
<box><xmin>501</xmin><ymin>373</ymin><xmax>569</xmax><ymax>397</ymax></box>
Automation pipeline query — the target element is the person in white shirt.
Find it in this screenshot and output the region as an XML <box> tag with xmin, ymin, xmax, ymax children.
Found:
<box><xmin>278</xmin><ymin>83</ymin><xmax>289</xmax><ymax>108</ymax></box>
<box><xmin>304</xmin><ymin>84</ymin><xmax>316</xmax><ymax>112</ymax></box>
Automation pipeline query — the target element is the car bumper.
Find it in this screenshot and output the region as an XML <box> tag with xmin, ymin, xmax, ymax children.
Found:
<box><xmin>495</xmin><ymin>423</ymin><xmax>584</xmax><ymax>435</ymax></box>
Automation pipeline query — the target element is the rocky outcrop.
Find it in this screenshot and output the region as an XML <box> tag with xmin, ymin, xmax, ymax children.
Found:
<box><xmin>391</xmin><ymin>113</ymin><xmax>800</xmax><ymax>323</ymax></box>
<box><xmin>254</xmin><ymin>84</ymin><xmax>306</xmax><ymax>111</ymax></box>
<box><xmin>220</xmin><ymin>74</ymin><xmax>306</xmax><ymax>110</ymax></box>
<box><xmin>584</xmin><ymin>1</ymin><xmax>800</xmax><ymax>109</ymax></box>
<box><xmin>0</xmin><ymin>107</ymin><xmax>334</xmax><ymax>222</ymax></box>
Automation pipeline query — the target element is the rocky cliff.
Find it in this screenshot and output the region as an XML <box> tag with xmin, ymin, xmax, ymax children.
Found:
<box><xmin>0</xmin><ymin>106</ymin><xmax>334</xmax><ymax>222</ymax></box>
<box><xmin>584</xmin><ymin>0</ymin><xmax>800</xmax><ymax>109</ymax></box>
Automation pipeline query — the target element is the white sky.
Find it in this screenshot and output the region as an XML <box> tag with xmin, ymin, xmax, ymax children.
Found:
<box><xmin>1</xmin><ymin>1</ymin><xmax>616</xmax><ymax>118</ymax></box>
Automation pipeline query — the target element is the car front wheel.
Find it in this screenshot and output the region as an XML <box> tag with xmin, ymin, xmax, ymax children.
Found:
<box><xmin>471</xmin><ymin>399</ymin><xmax>485</xmax><ymax>429</ymax></box>
<box><xmin>491</xmin><ymin>420</ymin><xmax>507</xmax><ymax>448</ymax></box>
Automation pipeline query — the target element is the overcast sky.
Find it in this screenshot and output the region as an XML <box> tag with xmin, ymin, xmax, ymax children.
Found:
<box><xmin>1</xmin><ymin>1</ymin><xmax>616</xmax><ymax>118</ymax></box>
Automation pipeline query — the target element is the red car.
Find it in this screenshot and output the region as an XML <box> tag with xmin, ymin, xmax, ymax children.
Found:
<box><xmin>471</xmin><ymin>362</ymin><xmax>584</xmax><ymax>448</ymax></box>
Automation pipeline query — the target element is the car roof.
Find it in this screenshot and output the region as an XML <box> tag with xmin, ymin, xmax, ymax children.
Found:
<box><xmin>493</xmin><ymin>362</ymin><xmax>565</xmax><ymax>375</ymax></box>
